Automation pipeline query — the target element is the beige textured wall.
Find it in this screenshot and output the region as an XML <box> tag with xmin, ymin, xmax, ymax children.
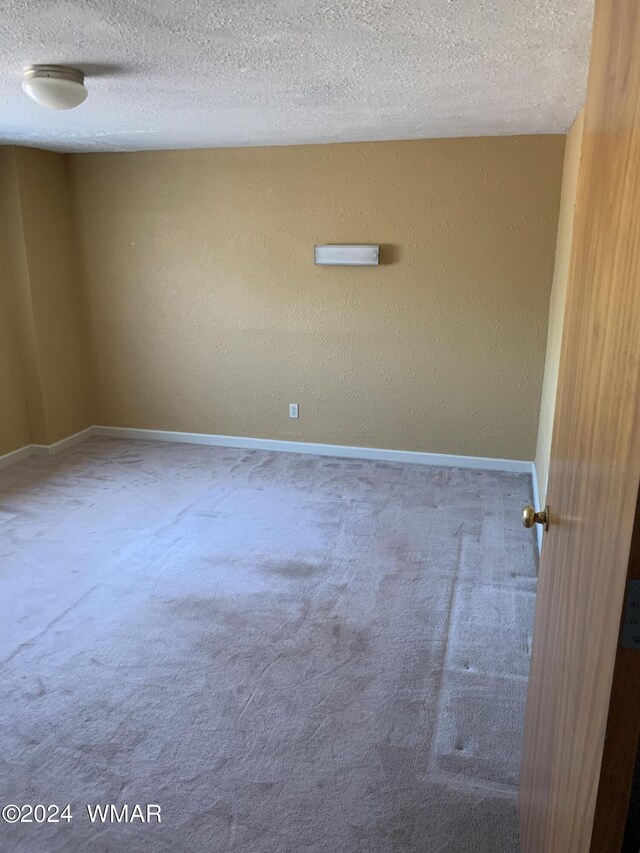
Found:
<box><xmin>0</xmin><ymin>147</ymin><xmax>94</xmax><ymax>453</ymax></box>
<box><xmin>68</xmin><ymin>136</ymin><xmax>564</xmax><ymax>459</ymax></box>
<box><xmin>535</xmin><ymin>112</ymin><xmax>585</xmax><ymax>504</ymax></box>
<box><xmin>14</xmin><ymin>148</ymin><xmax>95</xmax><ymax>444</ymax></box>
<box><xmin>0</xmin><ymin>148</ymin><xmax>44</xmax><ymax>454</ymax></box>
<box><xmin>0</xmin><ymin>275</ymin><xmax>30</xmax><ymax>455</ymax></box>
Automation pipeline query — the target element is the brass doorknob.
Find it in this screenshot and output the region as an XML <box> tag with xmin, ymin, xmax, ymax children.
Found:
<box><xmin>522</xmin><ymin>505</ymin><xmax>549</xmax><ymax>532</ymax></box>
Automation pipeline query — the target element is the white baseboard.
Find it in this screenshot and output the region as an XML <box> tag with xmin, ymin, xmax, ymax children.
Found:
<box><xmin>93</xmin><ymin>425</ymin><xmax>533</xmax><ymax>474</ymax></box>
<box><xmin>0</xmin><ymin>427</ymin><xmax>95</xmax><ymax>469</ymax></box>
<box><xmin>2</xmin><ymin>425</ymin><xmax>539</xmax><ymax>551</ymax></box>
<box><xmin>31</xmin><ymin>427</ymin><xmax>95</xmax><ymax>457</ymax></box>
<box><xmin>1</xmin><ymin>424</ymin><xmax>536</xmax><ymax>494</ymax></box>
<box><xmin>0</xmin><ymin>444</ymin><xmax>33</xmax><ymax>471</ymax></box>
<box><xmin>530</xmin><ymin>462</ymin><xmax>543</xmax><ymax>554</ymax></box>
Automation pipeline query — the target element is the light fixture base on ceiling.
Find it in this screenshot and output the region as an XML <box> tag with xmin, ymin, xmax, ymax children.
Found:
<box><xmin>22</xmin><ymin>65</ymin><xmax>87</xmax><ymax>110</ymax></box>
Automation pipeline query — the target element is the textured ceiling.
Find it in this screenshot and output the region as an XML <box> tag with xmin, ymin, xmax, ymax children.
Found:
<box><xmin>0</xmin><ymin>0</ymin><xmax>594</xmax><ymax>153</ymax></box>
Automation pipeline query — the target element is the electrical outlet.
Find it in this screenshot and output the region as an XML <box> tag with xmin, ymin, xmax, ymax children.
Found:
<box><xmin>289</xmin><ymin>403</ymin><xmax>299</xmax><ymax>419</ymax></box>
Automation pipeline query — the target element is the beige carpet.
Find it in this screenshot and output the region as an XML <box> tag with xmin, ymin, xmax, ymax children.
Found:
<box><xmin>0</xmin><ymin>438</ymin><xmax>537</xmax><ymax>852</ymax></box>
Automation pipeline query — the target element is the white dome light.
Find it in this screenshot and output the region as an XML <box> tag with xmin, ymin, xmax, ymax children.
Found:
<box><xmin>22</xmin><ymin>65</ymin><xmax>87</xmax><ymax>110</ymax></box>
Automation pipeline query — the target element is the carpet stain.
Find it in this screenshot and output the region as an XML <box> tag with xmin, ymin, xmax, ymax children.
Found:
<box><xmin>261</xmin><ymin>558</ymin><xmax>328</xmax><ymax>579</ymax></box>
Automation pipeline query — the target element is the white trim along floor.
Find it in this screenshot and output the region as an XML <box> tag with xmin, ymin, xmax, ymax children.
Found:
<box><xmin>0</xmin><ymin>425</ymin><xmax>541</xmax><ymax>552</ymax></box>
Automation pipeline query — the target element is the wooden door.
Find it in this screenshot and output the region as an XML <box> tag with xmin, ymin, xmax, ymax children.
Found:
<box><xmin>519</xmin><ymin>0</ymin><xmax>640</xmax><ymax>851</ymax></box>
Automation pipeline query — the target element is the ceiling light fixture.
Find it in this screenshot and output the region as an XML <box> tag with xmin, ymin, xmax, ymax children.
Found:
<box><xmin>22</xmin><ymin>65</ymin><xmax>88</xmax><ymax>110</ymax></box>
